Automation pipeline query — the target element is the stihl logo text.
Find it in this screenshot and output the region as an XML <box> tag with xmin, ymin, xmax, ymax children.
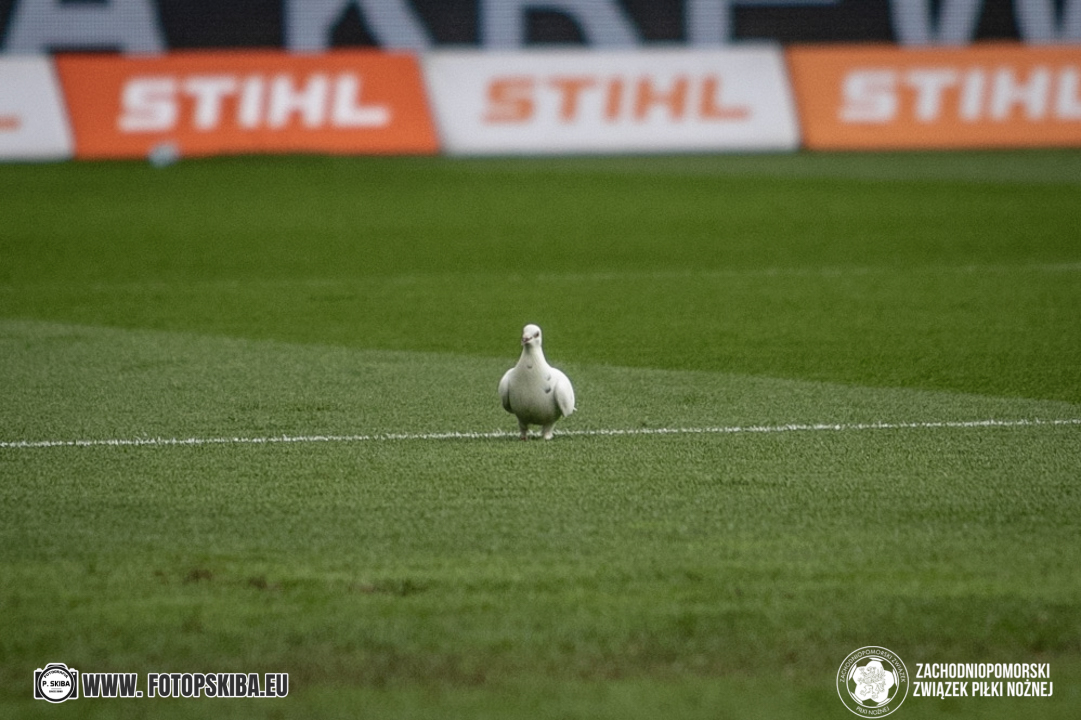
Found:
<box><xmin>119</xmin><ymin>73</ymin><xmax>391</xmax><ymax>132</ymax></box>
<box><xmin>841</xmin><ymin>66</ymin><xmax>1081</xmax><ymax>123</ymax></box>
<box><xmin>483</xmin><ymin>74</ymin><xmax>750</xmax><ymax>124</ymax></box>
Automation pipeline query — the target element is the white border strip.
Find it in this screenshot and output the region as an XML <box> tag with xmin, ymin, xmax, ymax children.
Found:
<box><xmin>2</xmin><ymin>418</ymin><xmax>1078</xmax><ymax>450</ymax></box>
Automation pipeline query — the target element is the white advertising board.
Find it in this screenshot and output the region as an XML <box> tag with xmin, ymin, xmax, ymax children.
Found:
<box><xmin>424</xmin><ymin>48</ymin><xmax>799</xmax><ymax>155</ymax></box>
<box><xmin>0</xmin><ymin>57</ymin><xmax>73</xmax><ymax>161</ymax></box>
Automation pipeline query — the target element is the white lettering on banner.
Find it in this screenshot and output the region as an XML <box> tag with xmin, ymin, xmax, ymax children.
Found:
<box><xmin>3</xmin><ymin>0</ymin><xmax>164</xmax><ymax>54</ymax></box>
<box><xmin>4</xmin><ymin>0</ymin><xmax>1081</xmax><ymax>53</ymax></box>
<box><xmin>685</xmin><ymin>0</ymin><xmax>841</xmax><ymax>46</ymax></box>
<box><xmin>1014</xmin><ymin>0</ymin><xmax>1081</xmax><ymax>44</ymax></box>
<box><xmin>424</xmin><ymin>49</ymin><xmax>799</xmax><ymax>154</ymax></box>
<box><xmin>907</xmin><ymin>69</ymin><xmax>960</xmax><ymax>120</ymax></box>
<box><xmin>840</xmin><ymin>65</ymin><xmax>1081</xmax><ymax>123</ymax></box>
<box><xmin>840</xmin><ymin>71</ymin><xmax>896</xmax><ymax>122</ymax></box>
<box><xmin>118</xmin><ymin>73</ymin><xmax>390</xmax><ymax>133</ymax></box>
<box><xmin>119</xmin><ymin>78</ymin><xmax>177</xmax><ymax>132</ymax></box>
<box><xmin>185</xmin><ymin>76</ymin><xmax>238</xmax><ymax>130</ymax></box>
<box><xmin>331</xmin><ymin>75</ymin><xmax>392</xmax><ymax>127</ymax></box>
<box><xmin>890</xmin><ymin>0</ymin><xmax>984</xmax><ymax>45</ymax></box>
<box><xmin>268</xmin><ymin>74</ymin><xmax>329</xmax><ymax>128</ymax></box>
<box><xmin>285</xmin><ymin>0</ymin><xmax>430</xmax><ymax>52</ymax></box>
<box><xmin>990</xmin><ymin>67</ymin><xmax>1051</xmax><ymax>119</ymax></box>
<box><xmin>481</xmin><ymin>0</ymin><xmax>639</xmax><ymax>48</ymax></box>
<box><xmin>285</xmin><ymin>0</ymin><xmax>1074</xmax><ymax>49</ymax></box>
<box><xmin>1058</xmin><ymin>69</ymin><xmax>1081</xmax><ymax>118</ymax></box>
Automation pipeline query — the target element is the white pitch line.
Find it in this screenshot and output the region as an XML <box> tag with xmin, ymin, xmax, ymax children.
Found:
<box><xmin>1</xmin><ymin>418</ymin><xmax>1079</xmax><ymax>450</ymax></box>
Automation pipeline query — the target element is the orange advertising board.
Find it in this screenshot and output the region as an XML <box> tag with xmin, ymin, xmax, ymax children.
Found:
<box><xmin>787</xmin><ymin>44</ymin><xmax>1081</xmax><ymax>150</ymax></box>
<box><xmin>55</xmin><ymin>51</ymin><xmax>438</xmax><ymax>158</ymax></box>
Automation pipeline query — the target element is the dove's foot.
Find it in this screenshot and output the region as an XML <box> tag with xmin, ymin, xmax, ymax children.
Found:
<box><xmin>542</xmin><ymin>424</ymin><xmax>555</xmax><ymax>440</ymax></box>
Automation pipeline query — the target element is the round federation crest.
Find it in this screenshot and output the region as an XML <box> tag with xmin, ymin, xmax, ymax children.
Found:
<box><xmin>836</xmin><ymin>646</ymin><xmax>909</xmax><ymax>717</ymax></box>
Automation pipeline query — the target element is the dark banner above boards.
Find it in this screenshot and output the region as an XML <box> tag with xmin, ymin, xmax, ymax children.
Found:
<box><xmin>0</xmin><ymin>0</ymin><xmax>1079</xmax><ymax>54</ymax></box>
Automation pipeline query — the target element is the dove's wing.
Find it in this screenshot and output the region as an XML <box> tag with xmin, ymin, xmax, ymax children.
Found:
<box><xmin>551</xmin><ymin>368</ymin><xmax>575</xmax><ymax>417</ymax></box>
<box><xmin>498</xmin><ymin>368</ymin><xmax>514</xmax><ymax>413</ymax></box>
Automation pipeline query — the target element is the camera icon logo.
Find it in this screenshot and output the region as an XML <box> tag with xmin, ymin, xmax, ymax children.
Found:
<box><xmin>34</xmin><ymin>663</ymin><xmax>80</xmax><ymax>703</ymax></box>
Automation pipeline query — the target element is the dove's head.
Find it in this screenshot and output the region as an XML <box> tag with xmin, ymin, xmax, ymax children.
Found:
<box><xmin>521</xmin><ymin>324</ymin><xmax>542</xmax><ymax>347</ymax></box>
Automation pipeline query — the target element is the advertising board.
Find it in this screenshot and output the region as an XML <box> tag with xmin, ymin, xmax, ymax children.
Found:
<box><xmin>54</xmin><ymin>50</ymin><xmax>439</xmax><ymax>159</ymax></box>
<box><xmin>788</xmin><ymin>44</ymin><xmax>1081</xmax><ymax>149</ymax></box>
<box><xmin>425</xmin><ymin>48</ymin><xmax>800</xmax><ymax>154</ymax></box>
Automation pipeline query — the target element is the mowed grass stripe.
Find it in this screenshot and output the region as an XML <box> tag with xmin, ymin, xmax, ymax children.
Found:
<box><xmin>2</xmin><ymin>154</ymin><xmax>1079</xmax><ymax>402</ymax></box>
<box><xmin>4</xmin><ymin>417</ymin><xmax>1081</xmax><ymax>450</ymax></box>
<box><xmin>4</xmin><ymin>318</ymin><xmax>1080</xmax><ymax>450</ymax></box>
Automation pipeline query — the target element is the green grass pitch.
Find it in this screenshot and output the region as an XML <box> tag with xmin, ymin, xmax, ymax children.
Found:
<box><xmin>1</xmin><ymin>151</ymin><xmax>1080</xmax><ymax>718</ymax></box>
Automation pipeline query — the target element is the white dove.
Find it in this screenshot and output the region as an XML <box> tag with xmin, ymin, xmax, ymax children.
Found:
<box><xmin>499</xmin><ymin>324</ymin><xmax>575</xmax><ymax>440</ymax></box>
